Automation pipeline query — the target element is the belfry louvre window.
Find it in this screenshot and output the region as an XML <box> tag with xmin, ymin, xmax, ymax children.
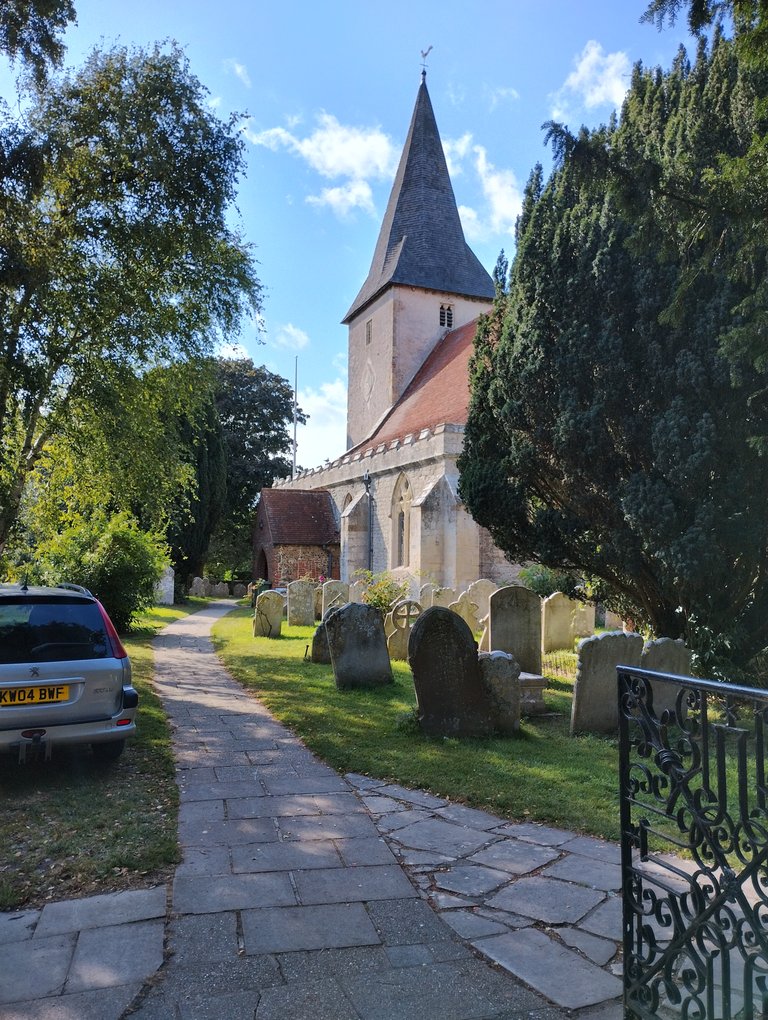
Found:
<box><xmin>365</xmin><ymin>319</ymin><xmax>372</xmax><ymax>344</ymax></box>
<box><xmin>439</xmin><ymin>304</ymin><xmax>453</xmax><ymax>328</ymax></box>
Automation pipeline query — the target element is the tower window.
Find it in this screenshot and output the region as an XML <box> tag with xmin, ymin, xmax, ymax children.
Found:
<box><xmin>365</xmin><ymin>319</ymin><xmax>372</xmax><ymax>344</ymax></box>
<box><xmin>439</xmin><ymin>304</ymin><xmax>454</xmax><ymax>329</ymax></box>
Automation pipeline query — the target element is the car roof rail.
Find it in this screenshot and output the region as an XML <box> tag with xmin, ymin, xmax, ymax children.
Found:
<box><xmin>56</xmin><ymin>582</ymin><xmax>94</xmax><ymax>597</ymax></box>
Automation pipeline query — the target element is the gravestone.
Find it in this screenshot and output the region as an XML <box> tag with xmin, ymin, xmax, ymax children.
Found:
<box><xmin>155</xmin><ymin>566</ymin><xmax>174</xmax><ymax>606</ymax></box>
<box><xmin>408</xmin><ymin>607</ymin><xmax>494</xmax><ymax>736</ymax></box>
<box><xmin>571</xmin><ymin>602</ymin><xmax>596</xmax><ymax>639</ymax></box>
<box><xmin>325</xmin><ymin>603</ymin><xmax>393</xmax><ymax>689</ymax></box>
<box><xmin>232</xmin><ymin>582</ymin><xmax>247</xmax><ymax>599</ymax></box>
<box><xmin>322</xmin><ymin>580</ymin><xmax>349</xmax><ymax>618</ymax></box>
<box><xmin>448</xmin><ymin>591</ymin><xmax>480</xmax><ymax>634</ymax></box>
<box><xmin>314</xmin><ymin>586</ymin><xmax>323</xmax><ymax>620</ymax></box>
<box><xmin>431</xmin><ymin>586</ymin><xmax>456</xmax><ymax>609</ymax></box>
<box><xmin>212</xmin><ymin>581</ymin><xmax>231</xmax><ymax>597</ymax></box>
<box><xmin>190</xmin><ymin>576</ymin><xmax>209</xmax><ymax>597</ymax></box>
<box><xmin>287</xmin><ymin>580</ymin><xmax>315</xmax><ymax>626</ymax></box>
<box><xmin>542</xmin><ymin>592</ymin><xmax>575</xmax><ymax>652</ymax></box>
<box><xmin>478</xmin><ymin>651</ymin><xmax>521</xmax><ymax>735</ymax></box>
<box><xmin>348</xmin><ymin>580</ymin><xmax>367</xmax><ymax>604</ymax></box>
<box><xmin>252</xmin><ymin>590</ymin><xmax>284</xmax><ymax>637</ymax></box>
<box><xmin>467</xmin><ymin>579</ymin><xmax>499</xmax><ymax>623</ymax></box>
<box><xmin>604</xmin><ymin>610</ymin><xmax>623</xmax><ymax>630</ymax></box>
<box><xmin>489</xmin><ymin>586</ymin><xmax>542</xmax><ymax>675</ymax></box>
<box><xmin>571</xmin><ymin>631</ymin><xmax>644</xmax><ymax>734</ymax></box>
<box><xmin>419</xmin><ymin>583</ymin><xmax>436</xmax><ymax>609</ymax></box>
<box><xmin>640</xmin><ymin>637</ymin><xmax>693</xmax><ymax>718</ymax></box>
<box><xmin>384</xmin><ymin>599</ymin><xmax>422</xmax><ymax>661</ymax></box>
<box><xmin>310</xmin><ymin>618</ymin><xmax>331</xmax><ymax>664</ymax></box>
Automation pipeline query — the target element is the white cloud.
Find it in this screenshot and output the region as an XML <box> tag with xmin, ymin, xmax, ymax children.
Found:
<box><xmin>443</xmin><ymin>132</ymin><xmax>473</xmax><ymax>178</ymax></box>
<box><xmin>456</xmin><ymin>147</ymin><xmax>522</xmax><ymax>242</ymax></box>
<box><xmin>306</xmin><ymin>180</ymin><xmax>375</xmax><ymax>217</ymax></box>
<box><xmin>208</xmin><ymin>95</ymin><xmax>222</xmax><ymax>110</ymax></box>
<box><xmin>332</xmin><ymin>350</ymin><xmax>348</xmax><ymax>377</ymax></box>
<box><xmin>488</xmin><ymin>85</ymin><xmax>520</xmax><ymax>111</ymax></box>
<box><xmin>224</xmin><ymin>58</ymin><xmax>251</xmax><ymax>88</ymax></box>
<box><xmin>216</xmin><ymin>340</ymin><xmax>249</xmax><ymax>359</ymax></box>
<box><xmin>551</xmin><ymin>41</ymin><xmax>630</xmax><ymax>120</ymax></box>
<box><xmin>273</xmin><ymin>323</ymin><xmax>310</xmax><ymax>351</ymax></box>
<box><xmin>295</xmin><ymin>377</ymin><xmax>348</xmax><ymax>469</ymax></box>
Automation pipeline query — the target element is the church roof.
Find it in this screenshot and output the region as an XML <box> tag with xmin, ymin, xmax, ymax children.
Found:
<box><xmin>342</xmin><ymin>75</ymin><xmax>494</xmax><ymax>324</ymax></box>
<box><xmin>257</xmin><ymin>489</ymin><xmax>339</xmax><ymax>545</ymax></box>
<box><xmin>349</xmin><ymin>318</ymin><xmax>477</xmax><ymax>452</ymax></box>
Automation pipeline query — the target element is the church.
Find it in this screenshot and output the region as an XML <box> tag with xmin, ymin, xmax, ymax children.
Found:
<box><xmin>258</xmin><ymin>72</ymin><xmax>521</xmax><ymax>592</ymax></box>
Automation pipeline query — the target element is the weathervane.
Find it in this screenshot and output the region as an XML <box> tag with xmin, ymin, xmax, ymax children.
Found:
<box><xmin>420</xmin><ymin>45</ymin><xmax>433</xmax><ymax>77</ymax></box>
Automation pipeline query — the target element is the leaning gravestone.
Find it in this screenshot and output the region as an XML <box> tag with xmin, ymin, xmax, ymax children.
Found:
<box><xmin>253</xmin><ymin>590</ymin><xmax>284</xmax><ymax>638</ymax></box>
<box><xmin>448</xmin><ymin>591</ymin><xmax>481</xmax><ymax>634</ymax></box>
<box><xmin>310</xmin><ymin>618</ymin><xmax>332</xmax><ymax>664</ymax></box>
<box><xmin>640</xmin><ymin>637</ymin><xmax>693</xmax><ymax>718</ymax></box>
<box><xmin>322</xmin><ymin>580</ymin><xmax>349</xmax><ymax>618</ymax></box>
<box><xmin>467</xmin><ymin>579</ymin><xmax>499</xmax><ymax>623</ymax></box>
<box><xmin>408</xmin><ymin>607</ymin><xmax>494</xmax><ymax>736</ymax></box>
<box><xmin>287</xmin><ymin>580</ymin><xmax>315</xmax><ymax>627</ymax></box>
<box><xmin>489</xmin><ymin>586</ymin><xmax>542</xmax><ymax>675</ymax></box>
<box><xmin>384</xmin><ymin>599</ymin><xmax>422</xmax><ymax>661</ymax></box>
<box><xmin>325</xmin><ymin>603</ymin><xmax>393</xmax><ymax>689</ymax></box>
<box><xmin>431</xmin><ymin>586</ymin><xmax>456</xmax><ymax>609</ymax></box>
<box><xmin>478</xmin><ymin>651</ymin><xmax>521</xmax><ymax>735</ymax></box>
<box><xmin>571</xmin><ymin>631</ymin><xmax>644</xmax><ymax>735</ymax></box>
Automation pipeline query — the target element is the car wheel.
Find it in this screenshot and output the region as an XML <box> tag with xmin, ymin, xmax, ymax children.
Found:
<box><xmin>91</xmin><ymin>740</ymin><xmax>125</xmax><ymax>762</ymax></box>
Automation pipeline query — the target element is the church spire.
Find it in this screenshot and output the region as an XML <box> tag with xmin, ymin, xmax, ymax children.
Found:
<box><xmin>342</xmin><ymin>75</ymin><xmax>494</xmax><ymax>324</ymax></box>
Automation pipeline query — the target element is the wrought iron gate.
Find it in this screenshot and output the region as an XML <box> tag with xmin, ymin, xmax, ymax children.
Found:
<box><xmin>618</xmin><ymin>666</ymin><xmax>768</xmax><ymax>1019</ymax></box>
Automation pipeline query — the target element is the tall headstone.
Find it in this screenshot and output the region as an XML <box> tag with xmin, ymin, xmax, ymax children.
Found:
<box><xmin>448</xmin><ymin>591</ymin><xmax>480</xmax><ymax>634</ymax></box>
<box><xmin>489</xmin><ymin>586</ymin><xmax>542</xmax><ymax>675</ymax></box>
<box><xmin>384</xmin><ymin>599</ymin><xmax>422</xmax><ymax>661</ymax></box>
<box><xmin>640</xmin><ymin>637</ymin><xmax>693</xmax><ymax>718</ymax></box>
<box><xmin>408</xmin><ymin>607</ymin><xmax>490</xmax><ymax>736</ymax></box>
<box><xmin>325</xmin><ymin>603</ymin><xmax>393</xmax><ymax>689</ymax></box>
<box><xmin>419</xmin><ymin>583</ymin><xmax>436</xmax><ymax>609</ymax></box>
<box><xmin>287</xmin><ymin>580</ymin><xmax>315</xmax><ymax>627</ymax></box>
<box><xmin>322</xmin><ymin>580</ymin><xmax>349</xmax><ymax>618</ymax></box>
<box><xmin>542</xmin><ymin>592</ymin><xmax>574</xmax><ymax>652</ymax></box>
<box><xmin>571</xmin><ymin>631</ymin><xmax>644</xmax><ymax>734</ymax></box>
<box><xmin>467</xmin><ymin>579</ymin><xmax>499</xmax><ymax>623</ymax></box>
<box><xmin>253</xmin><ymin>590</ymin><xmax>284</xmax><ymax>638</ymax></box>
<box><xmin>155</xmin><ymin>566</ymin><xmax>174</xmax><ymax>606</ymax></box>
<box><xmin>571</xmin><ymin>602</ymin><xmax>596</xmax><ymax>639</ymax></box>
<box><xmin>604</xmin><ymin>610</ymin><xmax>624</xmax><ymax>630</ymax></box>
<box><xmin>348</xmin><ymin>580</ymin><xmax>367</xmax><ymax>604</ymax></box>
<box><xmin>314</xmin><ymin>585</ymin><xmax>323</xmax><ymax>621</ymax></box>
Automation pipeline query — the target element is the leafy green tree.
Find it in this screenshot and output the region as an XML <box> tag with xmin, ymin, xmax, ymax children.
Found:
<box><xmin>0</xmin><ymin>0</ymin><xmax>76</xmax><ymax>84</ymax></box>
<box><xmin>0</xmin><ymin>43</ymin><xmax>260</xmax><ymax>553</ymax></box>
<box><xmin>206</xmin><ymin>358</ymin><xmax>305</xmax><ymax>577</ymax></box>
<box><xmin>459</xmin><ymin>37</ymin><xmax>768</xmax><ymax>674</ymax></box>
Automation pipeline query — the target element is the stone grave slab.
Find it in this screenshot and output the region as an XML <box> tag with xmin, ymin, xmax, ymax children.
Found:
<box><xmin>325</xmin><ymin>602</ymin><xmax>393</xmax><ymax>689</ymax></box>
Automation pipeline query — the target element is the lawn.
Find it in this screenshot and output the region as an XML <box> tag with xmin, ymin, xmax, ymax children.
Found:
<box><xmin>0</xmin><ymin>599</ymin><xmax>206</xmax><ymax>910</ymax></box>
<box><xmin>212</xmin><ymin>607</ymin><xmax>623</xmax><ymax>839</ymax></box>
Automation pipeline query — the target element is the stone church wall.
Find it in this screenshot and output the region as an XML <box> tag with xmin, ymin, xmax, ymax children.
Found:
<box><xmin>272</xmin><ymin>544</ymin><xmax>339</xmax><ymax>586</ymax></box>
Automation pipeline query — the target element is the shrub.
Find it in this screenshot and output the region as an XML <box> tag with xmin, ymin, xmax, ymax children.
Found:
<box><xmin>355</xmin><ymin>570</ymin><xmax>410</xmax><ymax>613</ymax></box>
<box><xmin>519</xmin><ymin>565</ymin><xmax>581</xmax><ymax>600</ymax></box>
<box><xmin>38</xmin><ymin>511</ymin><xmax>168</xmax><ymax>631</ymax></box>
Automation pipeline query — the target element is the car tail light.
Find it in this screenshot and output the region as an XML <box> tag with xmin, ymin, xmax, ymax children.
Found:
<box><xmin>96</xmin><ymin>601</ymin><xmax>128</xmax><ymax>659</ymax></box>
<box><xmin>116</xmin><ymin>718</ymin><xmax>132</xmax><ymax>727</ymax></box>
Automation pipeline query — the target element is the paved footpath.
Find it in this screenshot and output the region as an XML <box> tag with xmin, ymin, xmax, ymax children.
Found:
<box><xmin>0</xmin><ymin>600</ymin><xmax>624</xmax><ymax>1019</ymax></box>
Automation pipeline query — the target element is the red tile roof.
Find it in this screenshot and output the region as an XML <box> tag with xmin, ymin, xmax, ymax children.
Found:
<box><xmin>259</xmin><ymin>489</ymin><xmax>339</xmax><ymax>545</ymax></box>
<box><xmin>350</xmin><ymin>318</ymin><xmax>477</xmax><ymax>452</ymax></box>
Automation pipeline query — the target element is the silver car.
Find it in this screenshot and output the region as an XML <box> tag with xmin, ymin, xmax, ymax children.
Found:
<box><xmin>0</xmin><ymin>584</ymin><xmax>138</xmax><ymax>763</ymax></box>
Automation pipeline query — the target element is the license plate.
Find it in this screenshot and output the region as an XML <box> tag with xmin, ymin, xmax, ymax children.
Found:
<box><xmin>0</xmin><ymin>685</ymin><xmax>70</xmax><ymax>706</ymax></box>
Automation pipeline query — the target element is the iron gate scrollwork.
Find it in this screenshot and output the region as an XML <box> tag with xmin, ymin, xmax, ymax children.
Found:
<box><xmin>619</xmin><ymin>666</ymin><xmax>768</xmax><ymax>1019</ymax></box>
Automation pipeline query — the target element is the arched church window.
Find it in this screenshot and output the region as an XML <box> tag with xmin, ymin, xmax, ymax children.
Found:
<box><xmin>391</xmin><ymin>475</ymin><xmax>412</xmax><ymax>568</ymax></box>
<box><xmin>439</xmin><ymin>304</ymin><xmax>454</xmax><ymax>329</ymax></box>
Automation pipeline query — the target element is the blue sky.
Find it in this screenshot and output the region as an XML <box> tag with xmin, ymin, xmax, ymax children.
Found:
<box><xmin>0</xmin><ymin>1</ymin><xmax>693</xmax><ymax>469</ymax></box>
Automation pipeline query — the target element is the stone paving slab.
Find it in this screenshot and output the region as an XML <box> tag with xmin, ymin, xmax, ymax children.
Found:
<box><xmin>294</xmin><ymin>864</ymin><xmax>418</xmax><ymax>905</ymax></box>
<box><xmin>33</xmin><ymin>887</ymin><xmax>166</xmax><ymax>938</ymax></box>
<box><xmin>0</xmin><ymin>983</ymin><xmax>143</xmax><ymax>1020</ymax></box>
<box><xmin>277</xmin><ymin>812</ymin><xmax>380</xmax><ymax>841</ymax></box>
<box><xmin>242</xmin><ymin>902</ymin><xmax>382</xmax><ymax>953</ymax></box>
<box><xmin>172</xmin><ymin>871</ymin><xmax>296</xmax><ymax>913</ymax></box>
<box><xmin>474</xmin><ymin>928</ymin><xmax>623</xmax><ymax>1010</ymax></box>
<box><xmin>231</xmin><ymin>838</ymin><xmax>343</xmax><ymax>873</ymax></box>
<box><xmin>64</xmin><ymin>919</ymin><xmax>164</xmax><ymax>992</ymax></box>
<box><xmin>0</xmin><ymin>909</ymin><xmax>39</xmax><ymax>944</ymax></box>
<box><xmin>487</xmin><ymin>875</ymin><xmax>605</xmax><ymax>923</ymax></box>
<box><xmin>0</xmin><ymin>932</ymin><xmax>75</xmax><ymax>1003</ymax></box>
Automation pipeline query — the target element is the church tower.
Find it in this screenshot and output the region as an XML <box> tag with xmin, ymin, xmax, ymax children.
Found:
<box><xmin>343</xmin><ymin>72</ymin><xmax>494</xmax><ymax>449</ymax></box>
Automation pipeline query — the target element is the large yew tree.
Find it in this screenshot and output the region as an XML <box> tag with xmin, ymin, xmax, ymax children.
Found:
<box><xmin>459</xmin><ymin>36</ymin><xmax>768</xmax><ymax>672</ymax></box>
<box><xmin>0</xmin><ymin>43</ymin><xmax>260</xmax><ymax>552</ymax></box>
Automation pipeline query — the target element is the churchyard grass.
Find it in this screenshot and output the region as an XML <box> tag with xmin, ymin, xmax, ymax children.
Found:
<box><xmin>213</xmin><ymin>607</ymin><xmax>622</xmax><ymax>839</ymax></box>
<box><xmin>0</xmin><ymin>600</ymin><xmax>206</xmax><ymax>910</ymax></box>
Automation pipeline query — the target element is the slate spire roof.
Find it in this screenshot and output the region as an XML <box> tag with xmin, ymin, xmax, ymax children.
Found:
<box><xmin>343</xmin><ymin>73</ymin><xmax>494</xmax><ymax>324</ymax></box>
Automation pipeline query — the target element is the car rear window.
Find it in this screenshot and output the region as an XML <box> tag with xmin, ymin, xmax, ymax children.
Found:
<box><xmin>0</xmin><ymin>597</ymin><xmax>111</xmax><ymax>664</ymax></box>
